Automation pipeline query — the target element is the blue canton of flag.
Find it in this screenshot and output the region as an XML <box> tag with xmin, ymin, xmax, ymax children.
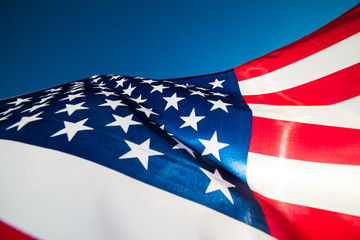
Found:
<box><xmin>0</xmin><ymin>70</ymin><xmax>269</xmax><ymax>234</ymax></box>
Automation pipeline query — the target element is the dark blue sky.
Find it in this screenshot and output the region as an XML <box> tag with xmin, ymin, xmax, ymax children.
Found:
<box><xmin>0</xmin><ymin>0</ymin><xmax>358</xmax><ymax>99</ymax></box>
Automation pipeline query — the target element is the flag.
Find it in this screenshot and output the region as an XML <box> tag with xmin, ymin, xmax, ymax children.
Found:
<box><xmin>236</xmin><ymin>3</ymin><xmax>360</xmax><ymax>239</ymax></box>
<box><xmin>0</xmin><ymin>4</ymin><xmax>359</xmax><ymax>240</ymax></box>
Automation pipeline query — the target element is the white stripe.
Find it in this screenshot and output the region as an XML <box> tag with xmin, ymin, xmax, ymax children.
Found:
<box><xmin>249</xmin><ymin>96</ymin><xmax>360</xmax><ymax>129</ymax></box>
<box><xmin>238</xmin><ymin>32</ymin><xmax>360</xmax><ymax>95</ymax></box>
<box><xmin>246</xmin><ymin>152</ymin><xmax>360</xmax><ymax>217</ymax></box>
<box><xmin>0</xmin><ymin>140</ymin><xmax>273</xmax><ymax>240</ymax></box>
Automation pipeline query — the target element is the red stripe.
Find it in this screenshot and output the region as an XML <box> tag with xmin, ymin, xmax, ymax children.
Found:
<box><xmin>0</xmin><ymin>220</ymin><xmax>36</xmax><ymax>240</ymax></box>
<box><xmin>249</xmin><ymin>117</ymin><xmax>360</xmax><ymax>165</ymax></box>
<box><xmin>243</xmin><ymin>63</ymin><xmax>360</xmax><ymax>105</ymax></box>
<box><xmin>252</xmin><ymin>191</ymin><xmax>360</xmax><ymax>240</ymax></box>
<box><xmin>234</xmin><ymin>4</ymin><xmax>360</xmax><ymax>81</ymax></box>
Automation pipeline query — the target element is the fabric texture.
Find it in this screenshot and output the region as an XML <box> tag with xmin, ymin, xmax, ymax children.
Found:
<box><xmin>0</xmin><ymin>3</ymin><xmax>359</xmax><ymax>240</ymax></box>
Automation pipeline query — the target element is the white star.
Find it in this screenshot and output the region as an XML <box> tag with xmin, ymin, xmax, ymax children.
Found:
<box><xmin>195</xmin><ymin>86</ymin><xmax>210</xmax><ymax>91</ymax></box>
<box><xmin>208</xmin><ymin>99</ymin><xmax>232</xmax><ymax>113</ymax></box>
<box><xmin>189</xmin><ymin>90</ymin><xmax>208</xmax><ymax>97</ymax></box>
<box><xmin>174</xmin><ymin>83</ymin><xmax>190</xmax><ymax>89</ymax></box>
<box><xmin>162</xmin><ymin>80</ymin><xmax>173</xmax><ymax>84</ymax></box>
<box><xmin>51</xmin><ymin>118</ymin><xmax>93</xmax><ymax>142</ymax></box>
<box><xmin>91</xmin><ymin>77</ymin><xmax>102</xmax><ymax>83</ymax></box>
<box><xmin>72</xmin><ymin>84</ymin><xmax>82</xmax><ymax>88</ymax></box>
<box><xmin>136</xmin><ymin>105</ymin><xmax>159</xmax><ymax>118</ymax></box>
<box><xmin>60</xmin><ymin>93</ymin><xmax>86</xmax><ymax>102</ymax></box>
<box><xmin>1</xmin><ymin>105</ymin><xmax>23</xmax><ymax>115</ymax></box>
<box><xmin>74</xmin><ymin>84</ymin><xmax>84</xmax><ymax>88</ymax></box>
<box><xmin>199</xmin><ymin>131</ymin><xmax>229</xmax><ymax>161</ymax></box>
<box><xmin>56</xmin><ymin>102</ymin><xmax>88</xmax><ymax>116</ymax></box>
<box><xmin>200</xmin><ymin>168</ymin><xmax>235</xmax><ymax>204</ymax></box>
<box><xmin>7</xmin><ymin>97</ymin><xmax>32</xmax><ymax>106</ymax></box>
<box><xmin>106</xmin><ymin>114</ymin><xmax>141</xmax><ymax>133</ymax></box>
<box><xmin>141</xmin><ymin>79</ymin><xmax>156</xmax><ymax>84</ymax></box>
<box><xmin>209</xmin><ymin>79</ymin><xmax>225</xmax><ymax>89</ymax></box>
<box><xmin>89</xmin><ymin>75</ymin><xmax>99</xmax><ymax>79</ymax></box>
<box><xmin>120</xmin><ymin>139</ymin><xmax>163</xmax><ymax>170</ymax></box>
<box><xmin>115</xmin><ymin>78</ymin><xmax>128</xmax><ymax>88</ymax></box>
<box><xmin>99</xmin><ymin>99</ymin><xmax>126</xmax><ymax>110</ymax></box>
<box><xmin>109</xmin><ymin>75</ymin><xmax>121</xmax><ymax>80</ymax></box>
<box><xmin>72</xmin><ymin>81</ymin><xmax>84</xmax><ymax>85</ymax></box>
<box><xmin>0</xmin><ymin>114</ymin><xmax>12</xmax><ymax>122</ymax></box>
<box><xmin>211</xmin><ymin>92</ymin><xmax>228</xmax><ymax>97</ymax></box>
<box><xmin>93</xmin><ymin>82</ymin><xmax>106</xmax><ymax>87</ymax></box>
<box><xmin>70</xmin><ymin>81</ymin><xmax>84</xmax><ymax>87</ymax></box>
<box><xmin>65</xmin><ymin>88</ymin><xmax>85</xmax><ymax>94</ymax></box>
<box><xmin>7</xmin><ymin>112</ymin><xmax>43</xmax><ymax>131</ymax></box>
<box><xmin>36</xmin><ymin>95</ymin><xmax>54</xmax><ymax>104</ymax></box>
<box><xmin>69</xmin><ymin>86</ymin><xmax>83</xmax><ymax>90</ymax></box>
<box><xmin>130</xmin><ymin>95</ymin><xmax>147</xmax><ymax>104</ymax></box>
<box><xmin>173</xmin><ymin>138</ymin><xmax>195</xmax><ymax>158</ymax></box>
<box><xmin>150</xmin><ymin>84</ymin><xmax>169</xmax><ymax>93</ymax></box>
<box><xmin>123</xmin><ymin>84</ymin><xmax>136</xmax><ymax>96</ymax></box>
<box><xmin>21</xmin><ymin>102</ymin><xmax>49</xmax><ymax>113</ymax></box>
<box><xmin>42</xmin><ymin>92</ymin><xmax>59</xmax><ymax>97</ymax></box>
<box><xmin>180</xmin><ymin>108</ymin><xmax>205</xmax><ymax>131</ymax></box>
<box><xmin>95</xmin><ymin>90</ymin><xmax>119</xmax><ymax>97</ymax></box>
<box><xmin>163</xmin><ymin>93</ymin><xmax>185</xmax><ymax>111</ymax></box>
<box><xmin>45</xmin><ymin>87</ymin><xmax>62</xmax><ymax>93</ymax></box>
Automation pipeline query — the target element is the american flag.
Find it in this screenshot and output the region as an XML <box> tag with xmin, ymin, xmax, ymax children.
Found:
<box><xmin>0</xmin><ymin>3</ymin><xmax>359</xmax><ymax>240</ymax></box>
<box><xmin>236</xmin><ymin>3</ymin><xmax>360</xmax><ymax>239</ymax></box>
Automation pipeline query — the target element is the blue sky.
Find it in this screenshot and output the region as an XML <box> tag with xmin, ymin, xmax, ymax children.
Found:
<box><xmin>0</xmin><ymin>0</ymin><xmax>358</xmax><ymax>99</ymax></box>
